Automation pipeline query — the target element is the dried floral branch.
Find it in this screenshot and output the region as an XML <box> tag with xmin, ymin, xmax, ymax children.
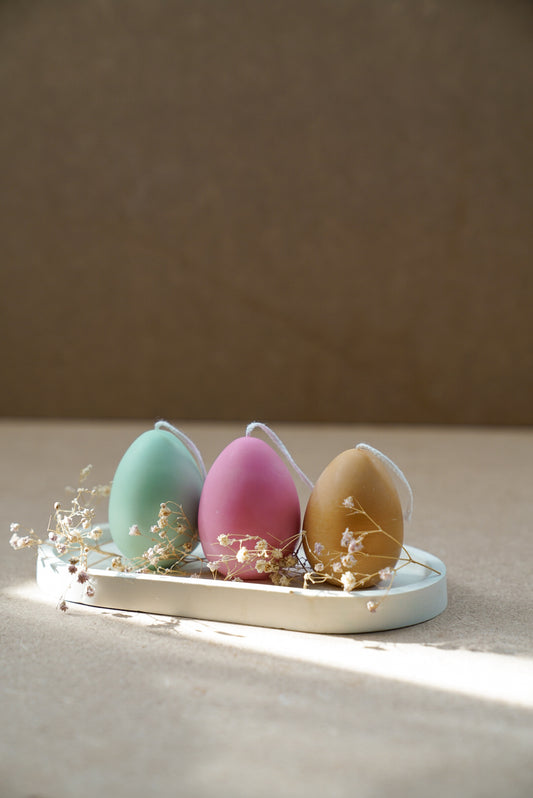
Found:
<box><xmin>9</xmin><ymin>472</ymin><xmax>440</xmax><ymax>616</ymax></box>
<box><xmin>298</xmin><ymin>494</ymin><xmax>441</xmax><ymax>611</ymax></box>
<box><xmin>210</xmin><ymin>532</ymin><xmax>304</xmax><ymax>586</ymax></box>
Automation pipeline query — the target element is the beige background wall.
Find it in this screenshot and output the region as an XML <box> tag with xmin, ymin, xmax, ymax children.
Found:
<box><xmin>1</xmin><ymin>0</ymin><xmax>532</xmax><ymax>424</ymax></box>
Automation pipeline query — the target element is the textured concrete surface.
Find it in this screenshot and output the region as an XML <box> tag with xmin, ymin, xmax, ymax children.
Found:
<box><xmin>1</xmin><ymin>420</ymin><xmax>532</xmax><ymax>797</ymax></box>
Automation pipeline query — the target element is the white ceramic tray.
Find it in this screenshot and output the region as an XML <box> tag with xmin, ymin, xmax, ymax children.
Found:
<box><xmin>36</xmin><ymin>529</ymin><xmax>447</xmax><ymax>634</ymax></box>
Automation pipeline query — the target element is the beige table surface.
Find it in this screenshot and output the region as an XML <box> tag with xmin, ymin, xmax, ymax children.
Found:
<box><xmin>1</xmin><ymin>420</ymin><xmax>532</xmax><ymax>798</ymax></box>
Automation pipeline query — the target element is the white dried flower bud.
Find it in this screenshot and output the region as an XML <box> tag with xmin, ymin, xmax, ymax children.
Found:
<box><xmin>379</xmin><ymin>567</ymin><xmax>393</xmax><ymax>584</ymax></box>
<box><xmin>217</xmin><ymin>534</ymin><xmax>230</xmax><ymax>547</ymax></box>
<box><xmin>349</xmin><ymin>537</ymin><xmax>364</xmax><ymax>553</ymax></box>
<box><xmin>341</xmin><ymin>528</ymin><xmax>354</xmax><ymax>548</ymax></box>
<box><xmin>18</xmin><ymin>536</ymin><xmax>32</xmax><ymax>547</ymax></box>
<box><xmin>341</xmin><ymin>571</ymin><xmax>357</xmax><ymax>592</ymax></box>
<box><xmin>236</xmin><ymin>547</ymin><xmax>249</xmax><ymax>564</ymax></box>
<box><xmin>129</xmin><ymin>524</ymin><xmax>141</xmax><ymax>536</ymax></box>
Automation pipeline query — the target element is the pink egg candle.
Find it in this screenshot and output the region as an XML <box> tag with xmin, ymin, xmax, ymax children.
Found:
<box><xmin>198</xmin><ymin>436</ymin><xmax>301</xmax><ymax>580</ymax></box>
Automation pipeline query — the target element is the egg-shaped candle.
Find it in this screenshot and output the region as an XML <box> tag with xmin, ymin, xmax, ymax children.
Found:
<box><xmin>303</xmin><ymin>447</ymin><xmax>404</xmax><ymax>589</ymax></box>
<box><xmin>198</xmin><ymin>436</ymin><xmax>301</xmax><ymax>580</ymax></box>
<box><xmin>109</xmin><ymin>429</ymin><xmax>204</xmax><ymax>567</ymax></box>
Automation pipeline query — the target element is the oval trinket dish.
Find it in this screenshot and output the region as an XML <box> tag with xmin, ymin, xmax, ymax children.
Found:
<box><xmin>36</xmin><ymin>525</ymin><xmax>447</xmax><ymax>634</ymax></box>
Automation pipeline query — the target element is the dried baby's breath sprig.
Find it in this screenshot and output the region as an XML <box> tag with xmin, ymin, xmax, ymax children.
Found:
<box><xmin>89</xmin><ymin>500</ymin><xmax>203</xmax><ymax>576</ymax></box>
<box><xmin>9</xmin><ymin>532</ymin><xmax>36</xmax><ymax>551</ymax></box>
<box><xmin>10</xmin><ymin>470</ymin><xmax>206</xmax><ymax>607</ymax></box>
<box><xmin>301</xmin><ymin>494</ymin><xmax>441</xmax><ymax>611</ymax></box>
<box><xmin>9</xmin><ymin>466</ymin><xmax>115</xmax><ymax>610</ymax></box>
<box><xmin>9</xmin><ymin>466</ymin><xmax>112</xmax><ymax>564</ymax></box>
<box><xmin>214</xmin><ymin>532</ymin><xmax>306</xmax><ymax>585</ymax></box>
<box><xmin>133</xmin><ymin>501</ymin><xmax>201</xmax><ymax>575</ymax></box>
<box><xmin>10</xmin><ymin>468</ymin><xmax>441</xmax><ymax>617</ymax></box>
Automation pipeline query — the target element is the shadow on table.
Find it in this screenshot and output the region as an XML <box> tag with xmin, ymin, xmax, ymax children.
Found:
<box><xmin>104</xmin><ymin>575</ymin><xmax>532</xmax><ymax>660</ymax></box>
<box><xmin>346</xmin><ymin>577</ymin><xmax>531</xmax><ymax>657</ymax></box>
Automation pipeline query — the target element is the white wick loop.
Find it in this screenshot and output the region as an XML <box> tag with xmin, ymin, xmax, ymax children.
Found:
<box><xmin>245</xmin><ymin>422</ymin><xmax>314</xmax><ymax>490</ymax></box>
<box><xmin>355</xmin><ymin>443</ymin><xmax>413</xmax><ymax>523</ymax></box>
<box><xmin>155</xmin><ymin>420</ymin><xmax>207</xmax><ymax>479</ymax></box>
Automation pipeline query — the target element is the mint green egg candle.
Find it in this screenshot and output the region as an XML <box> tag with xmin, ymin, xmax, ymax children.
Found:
<box><xmin>108</xmin><ymin>428</ymin><xmax>204</xmax><ymax>568</ymax></box>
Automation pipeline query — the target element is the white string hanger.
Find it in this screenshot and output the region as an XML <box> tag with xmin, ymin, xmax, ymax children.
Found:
<box><xmin>355</xmin><ymin>443</ymin><xmax>413</xmax><ymax>523</ymax></box>
<box><xmin>245</xmin><ymin>421</ymin><xmax>314</xmax><ymax>490</ymax></box>
<box><xmin>154</xmin><ymin>420</ymin><xmax>207</xmax><ymax>480</ymax></box>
